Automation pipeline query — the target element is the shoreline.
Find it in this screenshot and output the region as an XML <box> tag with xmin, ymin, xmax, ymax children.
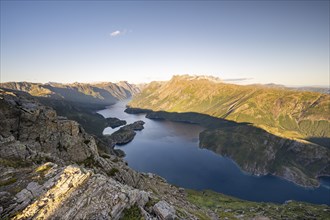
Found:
<box><xmin>125</xmin><ymin>107</ymin><xmax>329</xmax><ymax>188</ymax></box>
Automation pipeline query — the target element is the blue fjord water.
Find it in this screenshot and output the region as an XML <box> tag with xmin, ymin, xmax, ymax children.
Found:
<box><xmin>98</xmin><ymin>100</ymin><xmax>330</xmax><ymax>205</ymax></box>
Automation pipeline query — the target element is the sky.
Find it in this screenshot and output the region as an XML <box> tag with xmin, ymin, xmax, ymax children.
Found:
<box><xmin>0</xmin><ymin>1</ymin><xmax>329</xmax><ymax>86</ymax></box>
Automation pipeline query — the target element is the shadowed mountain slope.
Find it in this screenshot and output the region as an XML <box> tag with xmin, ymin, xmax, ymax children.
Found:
<box><xmin>128</xmin><ymin>75</ymin><xmax>330</xmax><ymax>140</ymax></box>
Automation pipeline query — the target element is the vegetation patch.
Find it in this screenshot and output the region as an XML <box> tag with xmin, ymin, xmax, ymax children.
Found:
<box><xmin>0</xmin><ymin>158</ymin><xmax>31</xmax><ymax>168</ymax></box>
<box><xmin>0</xmin><ymin>177</ymin><xmax>17</xmax><ymax>187</ymax></box>
<box><xmin>145</xmin><ymin>197</ymin><xmax>159</xmax><ymax>209</ymax></box>
<box><xmin>78</xmin><ymin>156</ymin><xmax>97</xmax><ymax>168</ymax></box>
<box><xmin>56</xmin><ymin>142</ymin><xmax>68</xmax><ymax>152</ymax></box>
<box><xmin>100</xmin><ymin>153</ymin><xmax>111</xmax><ymax>159</ymax></box>
<box><xmin>112</xmin><ymin>157</ymin><xmax>119</xmax><ymax>163</ymax></box>
<box><xmin>186</xmin><ymin>189</ymin><xmax>330</xmax><ymax>219</ymax></box>
<box><xmin>35</xmin><ymin>163</ymin><xmax>53</xmax><ymax>177</ymax></box>
<box><xmin>107</xmin><ymin>167</ymin><xmax>119</xmax><ymax>176</ymax></box>
<box><xmin>32</xmin><ymin>155</ymin><xmax>55</xmax><ymax>165</ymax></box>
<box><xmin>120</xmin><ymin>204</ymin><xmax>143</xmax><ymax>220</ymax></box>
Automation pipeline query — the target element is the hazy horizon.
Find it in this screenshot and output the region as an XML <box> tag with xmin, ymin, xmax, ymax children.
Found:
<box><xmin>1</xmin><ymin>73</ymin><xmax>328</xmax><ymax>88</ymax></box>
<box><xmin>1</xmin><ymin>1</ymin><xmax>329</xmax><ymax>86</ymax></box>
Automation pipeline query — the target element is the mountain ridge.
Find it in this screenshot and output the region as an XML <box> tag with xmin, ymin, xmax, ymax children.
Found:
<box><xmin>128</xmin><ymin>75</ymin><xmax>330</xmax><ymax>140</ymax></box>
<box><xmin>0</xmin><ymin>81</ymin><xmax>140</xmax><ymax>106</ymax></box>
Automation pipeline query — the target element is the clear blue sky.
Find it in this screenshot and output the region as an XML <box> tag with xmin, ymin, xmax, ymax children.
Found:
<box><xmin>1</xmin><ymin>1</ymin><xmax>329</xmax><ymax>86</ymax></box>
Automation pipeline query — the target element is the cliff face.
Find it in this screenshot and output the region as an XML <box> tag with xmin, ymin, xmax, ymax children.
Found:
<box><xmin>0</xmin><ymin>90</ymin><xmax>99</xmax><ymax>165</ymax></box>
<box><xmin>199</xmin><ymin>126</ymin><xmax>329</xmax><ymax>187</ymax></box>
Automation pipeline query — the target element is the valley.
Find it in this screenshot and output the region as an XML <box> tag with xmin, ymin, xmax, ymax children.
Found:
<box><xmin>0</xmin><ymin>78</ymin><xmax>329</xmax><ymax>219</ymax></box>
<box><xmin>127</xmin><ymin>75</ymin><xmax>330</xmax><ymax>187</ymax></box>
<box><xmin>2</xmin><ymin>1</ymin><xmax>329</xmax><ymax>219</ymax></box>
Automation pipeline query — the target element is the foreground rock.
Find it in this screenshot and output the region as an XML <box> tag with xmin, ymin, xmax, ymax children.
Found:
<box><xmin>9</xmin><ymin>165</ymin><xmax>150</xmax><ymax>220</ymax></box>
<box><xmin>153</xmin><ymin>201</ymin><xmax>176</xmax><ymax>220</ymax></box>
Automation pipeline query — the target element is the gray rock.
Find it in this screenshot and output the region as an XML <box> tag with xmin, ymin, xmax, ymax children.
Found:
<box><xmin>153</xmin><ymin>201</ymin><xmax>176</xmax><ymax>220</ymax></box>
<box><xmin>15</xmin><ymin>189</ymin><xmax>33</xmax><ymax>203</ymax></box>
<box><xmin>26</xmin><ymin>181</ymin><xmax>44</xmax><ymax>197</ymax></box>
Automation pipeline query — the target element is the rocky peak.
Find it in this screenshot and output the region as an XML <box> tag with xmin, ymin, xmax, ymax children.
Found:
<box><xmin>172</xmin><ymin>74</ymin><xmax>223</xmax><ymax>83</ymax></box>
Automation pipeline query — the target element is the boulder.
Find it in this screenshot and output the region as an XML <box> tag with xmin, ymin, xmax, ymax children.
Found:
<box><xmin>153</xmin><ymin>201</ymin><xmax>176</xmax><ymax>220</ymax></box>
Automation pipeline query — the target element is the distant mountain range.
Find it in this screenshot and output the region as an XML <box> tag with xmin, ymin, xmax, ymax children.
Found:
<box><xmin>0</xmin><ymin>81</ymin><xmax>140</xmax><ymax>105</ymax></box>
<box><xmin>256</xmin><ymin>83</ymin><xmax>329</xmax><ymax>94</ymax></box>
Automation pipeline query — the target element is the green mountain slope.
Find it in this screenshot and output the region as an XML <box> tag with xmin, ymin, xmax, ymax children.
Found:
<box><xmin>127</xmin><ymin>75</ymin><xmax>330</xmax><ymax>186</ymax></box>
<box><xmin>129</xmin><ymin>75</ymin><xmax>330</xmax><ymax>140</ymax></box>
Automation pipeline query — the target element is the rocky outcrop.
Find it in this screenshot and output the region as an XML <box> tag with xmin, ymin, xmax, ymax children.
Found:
<box><xmin>104</xmin><ymin>120</ymin><xmax>145</xmax><ymax>146</ymax></box>
<box><xmin>0</xmin><ymin>90</ymin><xmax>99</xmax><ymax>165</ymax></box>
<box><xmin>9</xmin><ymin>165</ymin><xmax>151</xmax><ymax>220</ymax></box>
<box><xmin>125</xmin><ymin>108</ymin><xmax>152</xmax><ymax>114</ymax></box>
<box><xmin>106</xmin><ymin>117</ymin><xmax>127</xmax><ymax>128</ymax></box>
<box><xmin>126</xmin><ymin>120</ymin><xmax>145</xmax><ymax>131</ymax></box>
<box><xmin>108</xmin><ymin>128</ymin><xmax>136</xmax><ymax>145</ymax></box>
